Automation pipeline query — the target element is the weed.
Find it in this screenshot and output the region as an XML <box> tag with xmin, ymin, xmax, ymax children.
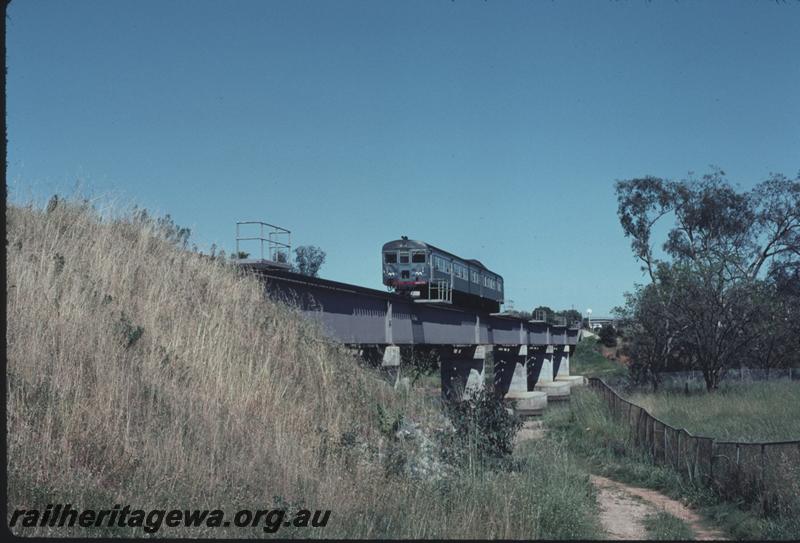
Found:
<box><xmin>114</xmin><ymin>312</ymin><xmax>144</xmax><ymax>349</ymax></box>
<box><xmin>52</xmin><ymin>252</ymin><xmax>65</xmax><ymax>274</ymax></box>
<box><xmin>642</xmin><ymin>511</ymin><xmax>695</xmax><ymax>540</ymax></box>
<box><xmin>443</xmin><ymin>387</ymin><xmax>522</xmax><ymax>470</ymax></box>
<box><xmin>375</xmin><ymin>403</ymin><xmax>404</xmax><ymax>437</ymax></box>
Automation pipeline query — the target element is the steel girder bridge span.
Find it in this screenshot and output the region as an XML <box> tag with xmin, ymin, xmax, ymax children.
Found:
<box><xmin>245</xmin><ymin>267</ymin><xmax>585</xmax><ymax>412</ymax></box>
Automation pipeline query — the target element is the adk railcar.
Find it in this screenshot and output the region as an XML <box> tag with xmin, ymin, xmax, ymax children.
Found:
<box><xmin>382</xmin><ymin>237</ymin><xmax>504</xmax><ymax>313</ymax></box>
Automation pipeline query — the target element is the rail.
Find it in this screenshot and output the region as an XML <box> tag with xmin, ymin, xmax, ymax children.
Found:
<box><xmin>415</xmin><ymin>279</ymin><xmax>453</xmax><ymax>304</ymax></box>
<box><xmin>235</xmin><ymin>221</ymin><xmax>291</xmax><ymax>262</ymax></box>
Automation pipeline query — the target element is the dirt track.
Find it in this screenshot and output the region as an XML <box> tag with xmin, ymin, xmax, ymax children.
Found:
<box><xmin>515</xmin><ymin>420</ymin><xmax>727</xmax><ymax>540</ymax></box>
<box><xmin>591</xmin><ymin>474</ymin><xmax>727</xmax><ymax>541</ymax></box>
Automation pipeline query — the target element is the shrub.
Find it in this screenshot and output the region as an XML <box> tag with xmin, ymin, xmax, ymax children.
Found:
<box><xmin>442</xmin><ymin>387</ymin><xmax>522</xmax><ymax>470</ymax></box>
<box><xmin>598</xmin><ymin>323</ymin><xmax>617</xmax><ymax>347</ymax></box>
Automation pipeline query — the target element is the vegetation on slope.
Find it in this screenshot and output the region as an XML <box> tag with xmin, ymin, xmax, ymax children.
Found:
<box><xmin>7</xmin><ymin>197</ymin><xmax>411</xmax><ymax>536</ymax></box>
<box><xmin>6</xmin><ymin>197</ymin><xmax>601</xmax><ymax>538</ymax></box>
<box><xmin>569</xmin><ymin>338</ymin><xmax>627</xmax><ymax>380</ymax></box>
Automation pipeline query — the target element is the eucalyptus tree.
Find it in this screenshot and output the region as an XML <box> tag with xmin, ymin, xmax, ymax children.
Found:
<box><xmin>293</xmin><ymin>245</ymin><xmax>327</xmax><ymax>277</ymax></box>
<box><xmin>615</xmin><ymin>170</ymin><xmax>799</xmax><ymax>390</ymax></box>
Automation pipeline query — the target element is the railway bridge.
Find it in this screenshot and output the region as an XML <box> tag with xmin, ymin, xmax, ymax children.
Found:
<box><xmin>240</xmin><ymin>263</ymin><xmax>585</xmax><ymax>414</ymax></box>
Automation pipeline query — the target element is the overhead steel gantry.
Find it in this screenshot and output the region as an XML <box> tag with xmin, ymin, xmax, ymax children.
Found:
<box><xmin>242</xmin><ymin>265</ymin><xmax>583</xmax><ymax>404</ymax></box>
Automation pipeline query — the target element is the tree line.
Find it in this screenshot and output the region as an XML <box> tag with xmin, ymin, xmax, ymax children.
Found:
<box><xmin>503</xmin><ymin>305</ymin><xmax>583</xmax><ymax>326</ymax></box>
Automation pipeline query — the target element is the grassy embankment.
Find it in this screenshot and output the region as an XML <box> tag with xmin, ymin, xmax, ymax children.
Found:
<box><xmin>7</xmin><ymin>197</ymin><xmax>601</xmax><ymax>538</ymax></box>
<box><xmin>569</xmin><ymin>337</ymin><xmax>628</xmax><ymax>380</ymax></box>
<box><xmin>546</xmin><ymin>339</ymin><xmax>800</xmax><ymax>540</ymax></box>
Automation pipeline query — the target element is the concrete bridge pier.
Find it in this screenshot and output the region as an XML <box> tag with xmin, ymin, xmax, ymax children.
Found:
<box><xmin>439</xmin><ymin>345</ymin><xmax>486</xmax><ymax>402</ymax></box>
<box><xmin>493</xmin><ymin>345</ymin><xmax>547</xmax><ymax>416</ymax></box>
<box><xmin>491</xmin><ymin>345</ymin><xmax>522</xmax><ymax>397</ymax></box>
<box><xmin>533</xmin><ymin>345</ymin><xmax>571</xmax><ymax>400</ymax></box>
<box><xmin>555</xmin><ymin>344</ymin><xmax>585</xmax><ymax>387</ymax></box>
<box><xmin>348</xmin><ymin>345</ymin><xmax>404</xmax><ymax>387</ymax></box>
<box><xmin>526</xmin><ymin>345</ymin><xmax>550</xmax><ymax>384</ymax></box>
<box><xmin>526</xmin><ymin>345</ymin><xmax>546</xmax><ymax>389</ymax></box>
<box><xmin>553</xmin><ymin>345</ymin><xmax>569</xmax><ymax>377</ymax></box>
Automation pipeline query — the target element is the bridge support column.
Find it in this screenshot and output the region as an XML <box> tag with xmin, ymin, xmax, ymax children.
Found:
<box><xmin>555</xmin><ymin>344</ymin><xmax>586</xmax><ymax>387</ymax></box>
<box><xmin>498</xmin><ymin>345</ymin><xmax>547</xmax><ymax>415</ymax></box>
<box><xmin>355</xmin><ymin>345</ymin><xmax>403</xmax><ymax>387</ymax></box>
<box><xmin>440</xmin><ymin>346</ymin><xmax>485</xmax><ymax>402</ymax></box>
<box><xmin>465</xmin><ymin>345</ymin><xmax>490</xmax><ymax>399</ymax></box>
<box><xmin>533</xmin><ymin>345</ymin><xmax>570</xmax><ymax>400</ymax></box>
<box><xmin>382</xmin><ymin>345</ymin><xmax>401</xmax><ymax>367</ymax></box>
<box><xmin>526</xmin><ymin>345</ymin><xmax>546</xmax><ymax>388</ymax></box>
<box><xmin>491</xmin><ymin>345</ymin><xmax>522</xmax><ymax>397</ymax></box>
<box><xmin>554</xmin><ymin>345</ymin><xmax>569</xmax><ymax>377</ymax></box>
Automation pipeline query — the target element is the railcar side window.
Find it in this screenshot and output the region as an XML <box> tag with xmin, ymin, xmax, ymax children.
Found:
<box><xmin>384</xmin><ymin>252</ymin><xmax>397</xmax><ymax>263</ymax></box>
<box><xmin>471</xmin><ymin>270</ymin><xmax>480</xmax><ymax>283</ymax></box>
<box><xmin>399</xmin><ymin>252</ymin><xmax>410</xmax><ymax>264</ymax></box>
<box><xmin>412</xmin><ymin>251</ymin><xmax>426</xmax><ymax>263</ymax></box>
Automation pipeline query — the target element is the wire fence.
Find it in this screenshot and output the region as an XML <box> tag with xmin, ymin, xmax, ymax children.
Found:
<box><xmin>588</xmin><ymin>377</ymin><xmax>800</xmax><ymax>515</ymax></box>
<box><xmin>602</xmin><ymin>367</ymin><xmax>800</xmax><ymax>391</ymax></box>
<box><xmin>658</xmin><ymin>367</ymin><xmax>800</xmax><ymax>387</ymax></box>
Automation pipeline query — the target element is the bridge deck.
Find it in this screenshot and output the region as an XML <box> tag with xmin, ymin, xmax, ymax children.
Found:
<box><xmin>245</xmin><ymin>267</ymin><xmax>579</xmax><ymax>347</ymax></box>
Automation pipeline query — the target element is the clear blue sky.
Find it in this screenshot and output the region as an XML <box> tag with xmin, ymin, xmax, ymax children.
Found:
<box><xmin>7</xmin><ymin>0</ymin><xmax>800</xmax><ymax>316</ymax></box>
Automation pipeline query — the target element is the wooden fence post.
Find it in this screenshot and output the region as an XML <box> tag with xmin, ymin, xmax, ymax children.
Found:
<box><xmin>709</xmin><ymin>442</ymin><xmax>714</xmax><ymax>485</ymax></box>
<box><xmin>761</xmin><ymin>444</ymin><xmax>767</xmax><ymax>515</ymax></box>
<box><xmin>652</xmin><ymin>418</ymin><xmax>657</xmax><ymax>461</ymax></box>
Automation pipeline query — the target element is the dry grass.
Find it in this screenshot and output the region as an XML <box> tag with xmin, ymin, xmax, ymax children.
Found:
<box><xmin>6</xmin><ymin>197</ymin><xmax>602</xmax><ymax>538</ymax></box>
<box><xmin>6</xmin><ymin>198</ymin><xmax>426</xmax><ymax>536</ymax></box>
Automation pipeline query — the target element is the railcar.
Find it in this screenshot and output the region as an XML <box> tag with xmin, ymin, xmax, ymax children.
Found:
<box><xmin>382</xmin><ymin>237</ymin><xmax>504</xmax><ymax>313</ymax></box>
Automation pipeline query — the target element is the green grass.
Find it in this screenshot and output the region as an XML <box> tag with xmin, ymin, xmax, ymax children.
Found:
<box><xmin>626</xmin><ymin>380</ymin><xmax>800</xmax><ymax>442</ymax></box>
<box><xmin>642</xmin><ymin>511</ymin><xmax>695</xmax><ymax>540</ymax></box>
<box><xmin>570</xmin><ymin>338</ymin><xmax>628</xmax><ymax>380</ymax></box>
<box><xmin>543</xmin><ymin>387</ymin><xmax>800</xmax><ymax>540</ymax></box>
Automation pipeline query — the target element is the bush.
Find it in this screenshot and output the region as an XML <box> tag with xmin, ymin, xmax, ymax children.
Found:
<box><xmin>442</xmin><ymin>387</ymin><xmax>522</xmax><ymax>470</ymax></box>
<box><xmin>598</xmin><ymin>323</ymin><xmax>617</xmax><ymax>347</ymax></box>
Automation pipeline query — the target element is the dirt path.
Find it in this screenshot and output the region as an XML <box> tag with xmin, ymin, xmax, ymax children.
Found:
<box><xmin>591</xmin><ymin>475</ymin><xmax>727</xmax><ymax>541</ymax></box>
<box><xmin>515</xmin><ymin>420</ymin><xmax>727</xmax><ymax>540</ymax></box>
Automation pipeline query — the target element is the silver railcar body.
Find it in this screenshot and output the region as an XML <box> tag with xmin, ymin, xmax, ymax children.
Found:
<box><xmin>381</xmin><ymin>238</ymin><xmax>504</xmax><ymax>311</ymax></box>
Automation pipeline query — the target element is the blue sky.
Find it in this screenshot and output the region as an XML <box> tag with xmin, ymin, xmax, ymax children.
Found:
<box><xmin>7</xmin><ymin>0</ymin><xmax>800</xmax><ymax>315</ymax></box>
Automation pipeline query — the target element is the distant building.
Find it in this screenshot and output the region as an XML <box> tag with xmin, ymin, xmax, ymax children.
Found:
<box><xmin>588</xmin><ymin>317</ymin><xmax>616</xmax><ymax>330</ymax></box>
